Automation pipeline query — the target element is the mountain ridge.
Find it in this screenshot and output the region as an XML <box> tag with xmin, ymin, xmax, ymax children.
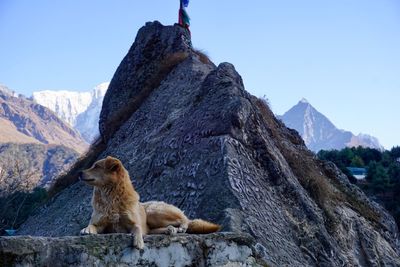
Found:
<box><xmin>0</xmin><ymin>88</ymin><xmax>88</xmax><ymax>153</ymax></box>
<box><xmin>32</xmin><ymin>82</ymin><xmax>109</xmax><ymax>143</ymax></box>
<box><xmin>279</xmin><ymin>99</ymin><xmax>384</xmax><ymax>152</ymax></box>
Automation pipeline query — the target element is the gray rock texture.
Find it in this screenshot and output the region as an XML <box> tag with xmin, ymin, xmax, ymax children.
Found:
<box><xmin>99</xmin><ymin>21</ymin><xmax>194</xmax><ymax>141</ymax></box>
<box><xmin>1</xmin><ymin>233</ymin><xmax>264</xmax><ymax>267</ymax></box>
<box><xmin>18</xmin><ymin>21</ymin><xmax>400</xmax><ymax>266</ymax></box>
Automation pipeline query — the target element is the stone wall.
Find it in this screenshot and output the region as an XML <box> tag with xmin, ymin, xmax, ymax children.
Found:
<box><xmin>0</xmin><ymin>233</ymin><xmax>265</xmax><ymax>267</ymax></box>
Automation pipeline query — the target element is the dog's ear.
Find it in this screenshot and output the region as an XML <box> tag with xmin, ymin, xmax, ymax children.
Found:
<box><xmin>105</xmin><ymin>156</ymin><xmax>122</xmax><ymax>173</ymax></box>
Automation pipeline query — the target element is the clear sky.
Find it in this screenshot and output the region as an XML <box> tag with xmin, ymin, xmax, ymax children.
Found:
<box><xmin>0</xmin><ymin>0</ymin><xmax>399</xmax><ymax>149</ymax></box>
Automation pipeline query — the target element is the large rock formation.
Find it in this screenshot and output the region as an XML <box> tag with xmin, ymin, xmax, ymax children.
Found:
<box><xmin>1</xmin><ymin>233</ymin><xmax>264</xmax><ymax>267</ymax></box>
<box><xmin>18</xmin><ymin>21</ymin><xmax>400</xmax><ymax>266</ymax></box>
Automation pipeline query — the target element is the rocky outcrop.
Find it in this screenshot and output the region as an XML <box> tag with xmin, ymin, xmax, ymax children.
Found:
<box><xmin>0</xmin><ymin>233</ymin><xmax>264</xmax><ymax>267</ymax></box>
<box><xmin>19</xmin><ymin>21</ymin><xmax>400</xmax><ymax>266</ymax></box>
<box><xmin>99</xmin><ymin>21</ymin><xmax>194</xmax><ymax>141</ymax></box>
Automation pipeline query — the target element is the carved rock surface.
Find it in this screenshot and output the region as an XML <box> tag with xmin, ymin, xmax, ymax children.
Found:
<box><xmin>99</xmin><ymin>21</ymin><xmax>193</xmax><ymax>141</ymax></box>
<box><xmin>19</xmin><ymin>21</ymin><xmax>400</xmax><ymax>266</ymax></box>
<box><xmin>0</xmin><ymin>233</ymin><xmax>263</xmax><ymax>267</ymax></box>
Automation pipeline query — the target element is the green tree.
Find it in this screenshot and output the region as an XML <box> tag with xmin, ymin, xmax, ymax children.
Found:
<box><xmin>390</xmin><ymin>146</ymin><xmax>400</xmax><ymax>160</ymax></box>
<box><xmin>367</xmin><ymin>161</ymin><xmax>390</xmax><ymax>193</ymax></box>
<box><xmin>350</xmin><ymin>156</ymin><xmax>365</xmax><ymax>167</ymax></box>
<box><xmin>358</xmin><ymin>147</ymin><xmax>382</xmax><ymax>165</ymax></box>
<box><xmin>388</xmin><ymin>163</ymin><xmax>400</xmax><ymax>185</ymax></box>
<box><xmin>381</xmin><ymin>151</ymin><xmax>392</xmax><ymax>168</ymax></box>
<box><xmin>366</xmin><ymin>161</ymin><xmax>377</xmax><ymax>182</ymax></box>
<box><xmin>339</xmin><ymin>148</ymin><xmax>354</xmax><ymax>166</ymax></box>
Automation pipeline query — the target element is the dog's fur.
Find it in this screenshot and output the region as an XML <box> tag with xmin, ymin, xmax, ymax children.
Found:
<box><xmin>80</xmin><ymin>156</ymin><xmax>147</xmax><ymax>249</ymax></box>
<box><xmin>142</xmin><ymin>201</ymin><xmax>221</xmax><ymax>235</ymax></box>
<box><xmin>80</xmin><ymin>156</ymin><xmax>220</xmax><ymax>249</ymax></box>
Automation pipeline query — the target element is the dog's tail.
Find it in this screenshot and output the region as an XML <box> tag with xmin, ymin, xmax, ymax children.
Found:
<box><xmin>186</xmin><ymin>219</ymin><xmax>221</xmax><ymax>234</ymax></box>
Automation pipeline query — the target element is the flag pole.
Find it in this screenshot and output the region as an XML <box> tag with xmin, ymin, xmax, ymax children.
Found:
<box><xmin>179</xmin><ymin>0</ymin><xmax>183</xmax><ymax>26</ymax></box>
<box><xmin>178</xmin><ymin>0</ymin><xmax>190</xmax><ymax>33</ymax></box>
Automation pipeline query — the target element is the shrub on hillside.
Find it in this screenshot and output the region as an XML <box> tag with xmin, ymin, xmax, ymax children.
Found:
<box><xmin>0</xmin><ymin>187</ymin><xmax>47</xmax><ymax>235</ymax></box>
<box><xmin>318</xmin><ymin>146</ymin><xmax>400</xmax><ymax>228</ymax></box>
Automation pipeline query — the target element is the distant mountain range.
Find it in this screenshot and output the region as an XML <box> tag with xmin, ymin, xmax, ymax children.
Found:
<box><xmin>2</xmin><ymin>81</ymin><xmax>385</xmax><ymax>155</ymax></box>
<box><xmin>0</xmin><ymin>84</ymin><xmax>85</xmax><ymax>194</ymax></box>
<box><xmin>278</xmin><ymin>98</ymin><xmax>383</xmax><ymax>152</ymax></box>
<box><xmin>32</xmin><ymin>82</ymin><xmax>109</xmax><ymax>143</ymax></box>
<box><xmin>0</xmin><ymin>85</ymin><xmax>88</xmax><ymax>153</ymax></box>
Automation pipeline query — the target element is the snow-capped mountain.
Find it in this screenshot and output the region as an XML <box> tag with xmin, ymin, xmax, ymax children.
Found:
<box><xmin>32</xmin><ymin>82</ymin><xmax>109</xmax><ymax>143</ymax></box>
<box><xmin>279</xmin><ymin>98</ymin><xmax>384</xmax><ymax>152</ymax></box>
<box><xmin>32</xmin><ymin>90</ymin><xmax>92</xmax><ymax>126</ymax></box>
<box><xmin>0</xmin><ymin>84</ymin><xmax>18</xmax><ymax>97</ymax></box>
<box><xmin>75</xmin><ymin>83</ymin><xmax>108</xmax><ymax>142</ymax></box>
<box><xmin>349</xmin><ymin>133</ymin><xmax>383</xmax><ymax>150</ymax></box>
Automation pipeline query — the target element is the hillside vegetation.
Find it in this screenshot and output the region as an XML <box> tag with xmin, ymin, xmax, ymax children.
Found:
<box><xmin>318</xmin><ymin>146</ymin><xmax>400</xmax><ymax>227</ymax></box>
<box><xmin>0</xmin><ymin>143</ymin><xmax>79</xmax><ymax>234</ymax></box>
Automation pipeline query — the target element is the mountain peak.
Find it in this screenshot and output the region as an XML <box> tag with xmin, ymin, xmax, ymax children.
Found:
<box><xmin>99</xmin><ymin>21</ymin><xmax>194</xmax><ymax>140</ymax></box>
<box><xmin>0</xmin><ymin>84</ymin><xmax>11</xmax><ymax>94</ymax></box>
<box><xmin>299</xmin><ymin>97</ymin><xmax>309</xmax><ymax>104</ymax></box>
<box><xmin>280</xmin><ymin>101</ymin><xmax>384</xmax><ymax>152</ymax></box>
<box><xmin>94</xmin><ymin>82</ymin><xmax>109</xmax><ymax>92</ymax></box>
<box><xmin>32</xmin><ymin>83</ymin><xmax>109</xmax><ymax>142</ymax></box>
<box><xmin>0</xmin><ymin>84</ymin><xmax>19</xmax><ymax>97</ymax></box>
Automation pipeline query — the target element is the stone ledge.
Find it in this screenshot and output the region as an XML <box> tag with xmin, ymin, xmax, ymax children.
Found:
<box><xmin>0</xmin><ymin>232</ymin><xmax>266</xmax><ymax>267</ymax></box>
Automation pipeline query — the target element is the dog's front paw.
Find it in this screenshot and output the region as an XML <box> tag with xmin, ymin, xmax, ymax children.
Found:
<box><xmin>177</xmin><ymin>226</ymin><xmax>187</xmax><ymax>233</ymax></box>
<box><xmin>177</xmin><ymin>223</ymin><xmax>188</xmax><ymax>233</ymax></box>
<box><xmin>167</xmin><ymin>225</ymin><xmax>178</xmax><ymax>235</ymax></box>
<box><xmin>133</xmin><ymin>235</ymin><xmax>144</xmax><ymax>249</ymax></box>
<box><xmin>80</xmin><ymin>225</ymin><xmax>97</xmax><ymax>235</ymax></box>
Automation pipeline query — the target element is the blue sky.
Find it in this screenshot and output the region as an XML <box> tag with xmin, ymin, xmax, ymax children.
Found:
<box><xmin>0</xmin><ymin>0</ymin><xmax>399</xmax><ymax>149</ymax></box>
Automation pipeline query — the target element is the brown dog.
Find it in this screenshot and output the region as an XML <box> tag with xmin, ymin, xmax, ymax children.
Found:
<box><xmin>80</xmin><ymin>156</ymin><xmax>147</xmax><ymax>249</ymax></box>
<box><xmin>80</xmin><ymin>156</ymin><xmax>220</xmax><ymax>249</ymax></box>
